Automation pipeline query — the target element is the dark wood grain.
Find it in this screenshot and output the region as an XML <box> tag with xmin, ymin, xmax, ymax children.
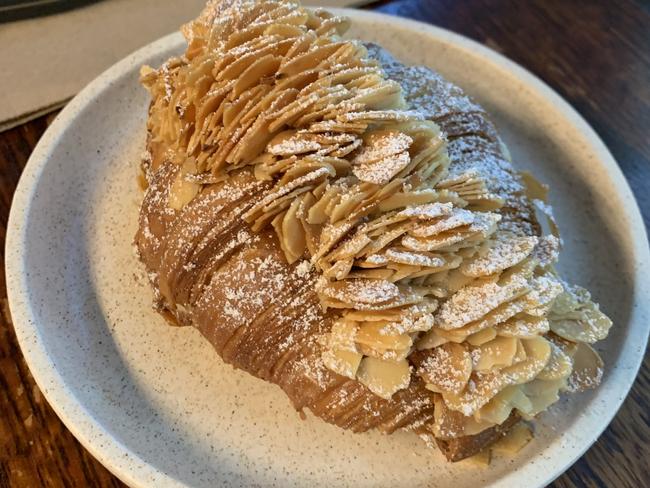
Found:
<box><xmin>0</xmin><ymin>117</ymin><xmax>125</xmax><ymax>487</ymax></box>
<box><xmin>0</xmin><ymin>1</ymin><xmax>648</xmax><ymax>487</ymax></box>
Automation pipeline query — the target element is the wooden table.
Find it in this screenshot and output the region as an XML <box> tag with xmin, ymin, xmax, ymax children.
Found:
<box><xmin>1</xmin><ymin>1</ymin><xmax>648</xmax><ymax>486</ymax></box>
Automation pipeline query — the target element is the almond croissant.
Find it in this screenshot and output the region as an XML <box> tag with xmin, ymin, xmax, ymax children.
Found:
<box><xmin>135</xmin><ymin>0</ymin><xmax>612</xmax><ymax>462</ymax></box>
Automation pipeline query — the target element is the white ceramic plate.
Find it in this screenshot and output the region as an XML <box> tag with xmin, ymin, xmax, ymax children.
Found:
<box><xmin>7</xmin><ymin>9</ymin><xmax>650</xmax><ymax>488</ymax></box>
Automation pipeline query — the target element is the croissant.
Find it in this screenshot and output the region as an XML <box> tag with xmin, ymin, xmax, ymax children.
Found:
<box><xmin>135</xmin><ymin>0</ymin><xmax>612</xmax><ymax>462</ymax></box>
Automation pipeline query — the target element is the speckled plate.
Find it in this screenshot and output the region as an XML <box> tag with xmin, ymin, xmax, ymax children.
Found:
<box><xmin>6</xmin><ymin>9</ymin><xmax>650</xmax><ymax>488</ymax></box>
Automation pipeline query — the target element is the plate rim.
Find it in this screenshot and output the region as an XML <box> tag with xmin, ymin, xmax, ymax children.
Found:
<box><xmin>6</xmin><ymin>8</ymin><xmax>650</xmax><ymax>488</ymax></box>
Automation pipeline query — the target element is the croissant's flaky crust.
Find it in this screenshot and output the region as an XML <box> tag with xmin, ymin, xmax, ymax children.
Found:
<box><xmin>135</xmin><ymin>0</ymin><xmax>611</xmax><ymax>462</ymax></box>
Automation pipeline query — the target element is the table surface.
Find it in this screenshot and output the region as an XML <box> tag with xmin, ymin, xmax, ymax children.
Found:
<box><xmin>1</xmin><ymin>0</ymin><xmax>649</xmax><ymax>486</ymax></box>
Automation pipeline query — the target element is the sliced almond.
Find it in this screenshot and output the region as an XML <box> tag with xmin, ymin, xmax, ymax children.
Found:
<box><xmin>356</xmin><ymin>357</ymin><xmax>411</xmax><ymax>399</ymax></box>
<box><xmin>472</xmin><ymin>336</ymin><xmax>518</xmax><ymax>370</ymax></box>
<box><xmin>322</xmin><ymin>348</ymin><xmax>363</xmax><ymax>379</ymax></box>
<box><xmin>566</xmin><ymin>342</ymin><xmax>603</xmax><ymax>392</ymax></box>
<box><xmin>418</xmin><ymin>343</ymin><xmax>472</xmax><ymax>395</ymax></box>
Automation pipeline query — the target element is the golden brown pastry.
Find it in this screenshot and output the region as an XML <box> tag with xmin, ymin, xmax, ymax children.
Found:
<box><xmin>134</xmin><ymin>0</ymin><xmax>612</xmax><ymax>462</ymax></box>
